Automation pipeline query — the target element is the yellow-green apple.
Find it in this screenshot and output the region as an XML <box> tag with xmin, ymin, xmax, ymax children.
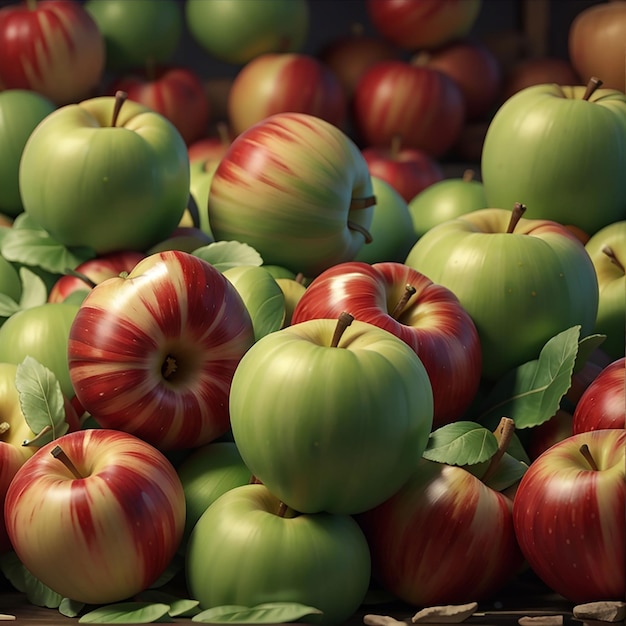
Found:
<box><xmin>229</xmin><ymin>314</ymin><xmax>434</xmax><ymax>514</ymax></box>
<box><xmin>365</xmin><ymin>0</ymin><xmax>482</xmax><ymax>50</ymax></box>
<box><xmin>352</xmin><ymin>59</ymin><xmax>466</xmax><ymax>157</ymax></box>
<box><xmin>291</xmin><ymin>261</ymin><xmax>481</xmax><ymax>427</ymax></box>
<box><xmin>4</xmin><ymin>428</ymin><xmax>187</xmax><ymax>604</ymax></box>
<box><xmin>0</xmin><ymin>89</ymin><xmax>56</xmax><ymax>218</ymax></box>
<box><xmin>19</xmin><ymin>90</ymin><xmax>190</xmax><ymax>255</ymax></box>
<box><xmin>572</xmin><ymin>357</ymin><xmax>625</xmax><ymax>434</ymax></box>
<box><xmin>185</xmin><ymin>482</ymin><xmax>371</xmax><ymax>626</ymax></box>
<box><xmin>512</xmin><ymin>428</ymin><xmax>626</xmax><ymax>602</ymax></box>
<box><xmin>208</xmin><ymin>111</ymin><xmax>375</xmax><ymax>278</ymax></box>
<box><xmin>275</xmin><ymin>276</ymin><xmax>307</xmax><ymax>327</ymax></box>
<box><xmin>188</xmin><ymin>158</ymin><xmax>219</xmax><ymax>239</ymax></box>
<box><xmin>481</xmin><ymin>79</ymin><xmax>626</xmax><ymax>236</ymax></box>
<box><xmin>185</xmin><ymin>0</ymin><xmax>309</xmax><ymax>65</ymax></box>
<box><xmin>405</xmin><ymin>205</ymin><xmax>600</xmax><ymax>380</ymax></box>
<box><xmin>67</xmin><ymin>250</ymin><xmax>255</xmax><ymax>451</ymax></box>
<box><xmin>84</xmin><ymin>0</ymin><xmax>183</xmax><ymax>72</ymax></box>
<box><xmin>227</xmin><ymin>52</ymin><xmax>347</xmax><ymax>137</ymax></box>
<box><xmin>584</xmin><ymin>221</ymin><xmax>626</xmax><ymax>359</ymax></box>
<box><xmin>0</xmin><ymin>0</ymin><xmax>105</xmax><ymax>105</ymax></box>
<box><xmin>408</xmin><ymin>169</ymin><xmax>488</xmax><ymax>238</ymax></box>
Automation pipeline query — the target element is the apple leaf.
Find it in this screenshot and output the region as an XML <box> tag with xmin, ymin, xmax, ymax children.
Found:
<box><xmin>573</xmin><ymin>333</ymin><xmax>606</xmax><ymax>372</ymax></box>
<box><xmin>78</xmin><ymin>602</ymin><xmax>171</xmax><ymax>624</ymax></box>
<box><xmin>136</xmin><ymin>591</ymin><xmax>200</xmax><ymax>618</ymax></box>
<box><xmin>191</xmin><ymin>602</ymin><xmax>323</xmax><ymax>624</ymax></box>
<box><xmin>422</xmin><ymin>421</ymin><xmax>498</xmax><ymax>466</ymax></box>
<box><xmin>192</xmin><ymin>240</ymin><xmax>263</xmax><ymax>272</ymax></box>
<box><xmin>0</xmin><ymin>293</ymin><xmax>20</xmax><ymax>318</ymax></box>
<box><xmin>465</xmin><ymin>452</ymin><xmax>529</xmax><ymax>492</ymax></box>
<box><xmin>59</xmin><ymin>598</ymin><xmax>86</xmax><ymax>618</ymax></box>
<box><xmin>0</xmin><ymin>213</ymin><xmax>95</xmax><ymax>275</ymax></box>
<box><xmin>0</xmin><ymin>551</ymin><xmax>63</xmax><ymax>608</ymax></box>
<box><xmin>475</xmin><ymin>325</ymin><xmax>582</xmax><ymax>431</ymax></box>
<box><xmin>18</xmin><ymin>266</ymin><xmax>48</xmax><ymax>310</ymax></box>
<box><xmin>16</xmin><ymin>355</ymin><xmax>68</xmax><ymax>447</ymax></box>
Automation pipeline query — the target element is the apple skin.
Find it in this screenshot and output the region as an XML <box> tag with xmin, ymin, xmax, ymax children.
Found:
<box><xmin>19</xmin><ymin>93</ymin><xmax>190</xmax><ymax>255</ymax></box>
<box><xmin>185</xmin><ymin>0</ymin><xmax>309</xmax><ymax>66</ymax></box>
<box><xmin>4</xmin><ymin>428</ymin><xmax>187</xmax><ymax>605</ymax></box>
<box><xmin>405</xmin><ymin>208</ymin><xmax>600</xmax><ymax>380</ymax></box>
<box><xmin>572</xmin><ymin>357</ymin><xmax>625</xmax><ymax>434</ymax></box>
<box><xmin>357</xmin><ymin>456</ymin><xmax>524</xmax><ymax>607</ymax></box>
<box><xmin>185</xmin><ymin>483</ymin><xmax>372</xmax><ymax>626</ymax></box>
<box><xmin>0</xmin><ymin>0</ymin><xmax>105</xmax><ymax>105</ymax></box>
<box><xmin>291</xmin><ymin>260</ymin><xmax>482</xmax><ymax>427</ymax></box>
<box><xmin>512</xmin><ymin>428</ymin><xmax>626</xmax><ymax>602</ymax></box>
<box><xmin>207</xmin><ymin>111</ymin><xmax>375</xmax><ymax>278</ymax></box>
<box><xmin>481</xmin><ymin>83</ymin><xmax>626</xmax><ymax>236</ymax></box>
<box><xmin>228</xmin><ymin>52</ymin><xmax>346</xmax><ymax>138</ymax></box>
<box><xmin>67</xmin><ymin>250</ymin><xmax>255</xmax><ymax>451</ymax></box>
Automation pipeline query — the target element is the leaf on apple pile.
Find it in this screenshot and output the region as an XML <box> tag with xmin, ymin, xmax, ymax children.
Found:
<box><xmin>0</xmin><ymin>213</ymin><xmax>95</xmax><ymax>275</ymax></box>
<box><xmin>191</xmin><ymin>602</ymin><xmax>324</xmax><ymax>624</ymax></box>
<box><xmin>573</xmin><ymin>333</ymin><xmax>606</xmax><ymax>373</ymax></box>
<box><xmin>466</xmin><ymin>452</ymin><xmax>529</xmax><ymax>492</ymax></box>
<box><xmin>136</xmin><ymin>590</ymin><xmax>200</xmax><ymax>617</ymax></box>
<box><xmin>0</xmin><ymin>267</ymin><xmax>48</xmax><ymax>318</ymax></box>
<box><xmin>78</xmin><ymin>602</ymin><xmax>171</xmax><ymax>624</ymax></box>
<box><xmin>192</xmin><ymin>240</ymin><xmax>263</xmax><ymax>272</ymax></box>
<box><xmin>59</xmin><ymin>597</ymin><xmax>86</xmax><ymax>618</ymax></box>
<box><xmin>423</xmin><ymin>421</ymin><xmax>498</xmax><ymax>466</ymax></box>
<box><xmin>16</xmin><ymin>355</ymin><xmax>69</xmax><ymax>447</ymax></box>
<box><xmin>474</xmin><ymin>325</ymin><xmax>583</xmax><ymax>431</ymax></box>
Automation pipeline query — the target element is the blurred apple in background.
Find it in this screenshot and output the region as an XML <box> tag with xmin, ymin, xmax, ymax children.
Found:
<box><xmin>185</xmin><ymin>0</ymin><xmax>309</xmax><ymax>66</ymax></box>
<box><xmin>188</xmin><ymin>158</ymin><xmax>220</xmax><ymax>239</ymax></box>
<box><xmin>0</xmin><ymin>0</ymin><xmax>105</xmax><ymax>105</ymax></box>
<box><xmin>227</xmin><ymin>52</ymin><xmax>347</xmax><ymax>137</ymax></box>
<box><xmin>188</xmin><ymin>122</ymin><xmax>232</xmax><ymax>164</ymax></box>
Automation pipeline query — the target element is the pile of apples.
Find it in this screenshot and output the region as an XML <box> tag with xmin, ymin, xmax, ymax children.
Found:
<box><xmin>0</xmin><ymin>0</ymin><xmax>624</xmax><ymax>624</ymax></box>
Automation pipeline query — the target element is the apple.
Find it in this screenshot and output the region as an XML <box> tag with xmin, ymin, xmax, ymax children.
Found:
<box><xmin>188</xmin><ymin>158</ymin><xmax>219</xmax><ymax>239</ymax></box>
<box><xmin>187</xmin><ymin>123</ymin><xmax>232</xmax><ymax>165</ymax></box>
<box><xmin>227</xmin><ymin>52</ymin><xmax>347</xmax><ymax>137</ymax></box>
<box><xmin>146</xmin><ymin>225</ymin><xmax>213</xmax><ymax>255</ymax></box>
<box><xmin>229</xmin><ymin>314</ymin><xmax>434</xmax><ymax>515</ymax></box>
<box><xmin>110</xmin><ymin>65</ymin><xmax>211</xmax><ymax>145</ymax></box>
<box><xmin>84</xmin><ymin>0</ymin><xmax>183</xmax><ymax>72</ymax></box>
<box><xmin>352</xmin><ymin>60</ymin><xmax>466</xmax><ymax>158</ymax></box>
<box><xmin>405</xmin><ymin>205</ymin><xmax>600</xmax><ymax>380</ymax></box>
<box><xmin>67</xmin><ymin>250</ymin><xmax>255</xmax><ymax>451</ymax></box>
<box><xmin>208</xmin><ymin>111</ymin><xmax>375</xmax><ymax>278</ymax></box>
<box><xmin>275</xmin><ymin>276</ymin><xmax>307</xmax><ymax>327</ymax></box>
<box><xmin>0</xmin><ymin>89</ymin><xmax>56</xmax><ymax>218</ymax></box>
<box><xmin>365</xmin><ymin>0</ymin><xmax>483</xmax><ymax>51</ymax></box>
<box><xmin>481</xmin><ymin>79</ymin><xmax>626</xmax><ymax>236</ymax></box>
<box><xmin>185</xmin><ymin>0</ymin><xmax>309</xmax><ymax>66</ymax></box>
<box><xmin>361</xmin><ymin>138</ymin><xmax>444</xmax><ymax>203</ymax></box>
<box><xmin>525</xmin><ymin>408</ymin><xmax>574</xmax><ymax>462</ymax></box>
<box><xmin>0</xmin><ymin>0</ymin><xmax>105</xmax><ymax>105</ymax></box>
<box><xmin>584</xmin><ymin>221</ymin><xmax>626</xmax><ymax>359</ymax></box>
<box><xmin>408</xmin><ymin>169</ymin><xmax>488</xmax><ymax>238</ymax></box>
<box><xmin>291</xmin><ymin>260</ymin><xmax>481</xmax><ymax>427</ymax></box>
<box><xmin>572</xmin><ymin>357</ymin><xmax>625</xmax><ymax>434</ymax></box>
<box><xmin>19</xmin><ymin>90</ymin><xmax>190</xmax><ymax>255</ymax></box>
<box><xmin>512</xmin><ymin>428</ymin><xmax>626</xmax><ymax>602</ymax></box>
<box><xmin>4</xmin><ymin>428</ymin><xmax>187</xmax><ymax>604</ymax></box>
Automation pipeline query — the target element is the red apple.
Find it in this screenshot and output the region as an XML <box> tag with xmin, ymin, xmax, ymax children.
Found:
<box><xmin>526</xmin><ymin>408</ymin><xmax>574</xmax><ymax>462</ymax></box>
<box><xmin>352</xmin><ymin>60</ymin><xmax>465</xmax><ymax>157</ymax></box>
<box><xmin>291</xmin><ymin>260</ymin><xmax>482</xmax><ymax>427</ymax></box>
<box><xmin>187</xmin><ymin>122</ymin><xmax>232</xmax><ymax>165</ymax></box>
<box><xmin>0</xmin><ymin>0</ymin><xmax>105</xmax><ymax>105</ymax></box>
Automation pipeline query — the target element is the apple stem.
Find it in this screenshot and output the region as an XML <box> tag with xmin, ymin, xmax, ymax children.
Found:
<box><xmin>63</xmin><ymin>267</ymin><xmax>97</xmax><ymax>289</ymax></box>
<box><xmin>330</xmin><ymin>312</ymin><xmax>355</xmax><ymax>347</ymax></box>
<box><xmin>582</xmin><ymin>76</ymin><xmax>603</xmax><ymax>101</ymax></box>
<box><xmin>51</xmin><ymin>445</ymin><xmax>84</xmax><ymax>479</ymax></box>
<box><xmin>579</xmin><ymin>443</ymin><xmax>599</xmax><ymax>471</ymax></box>
<box><xmin>390</xmin><ymin>284</ymin><xmax>417</xmax><ymax>319</ymax></box>
<box><xmin>410</xmin><ymin>50</ymin><xmax>430</xmax><ymax>67</ymax></box>
<box><xmin>481</xmin><ymin>417</ymin><xmax>515</xmax><ymax>483</ymax></box>
<box><xmin>22</xmin><ymin>424</ymin><xmax>52</xmax><ymax>447</ymax></box>
<box><xmin>111</xmin><ymin>91</ymin><xmax>128</xmax><ymax>127</ymax></box>
<box><xmin>602</xmin><ymin>245</ymin><xmax>625</xmax><ymax>273</ymax></box>
<box><xmin>216</xmin><ymin>121</ymin><xmax>231</xmax><ymax>147</ymax></box>
<box><xmin>295</xmin><ymin>272</ymin><xmax>305</xmax><ymax>284</ymax></box>
<box><xmin>462</xmin><ymin>169</ymin><xmax>475</xmax><ymax>183</ymax></box>
<box><xmin>249</xmin><ymin>475</ymin><xmax>262</xmax><ymax>484</ymax></box>
<box><xmin>506</xmin><ymin>202</ymin><xmax>526</xmax><ymax>233</ymax></box>
<box><xmin>349</xmin><ymin>196</ymin><xmax>377</xmax><ymax>211</ymax></box>
<box><xmin>347</xmin><ymin>220</ymin><xmax>373</xmax><ymax>243</ymax></box>
<box><xmin>390</xmin><ymin>134</ymin><xmax>402</xmax><ymax>160</ymax></box>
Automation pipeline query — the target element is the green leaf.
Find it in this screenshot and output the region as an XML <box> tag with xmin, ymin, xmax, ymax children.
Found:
<box><xmin>192</xmin><ymin>240</ymin><xmax>263</xmax><ymax>272</ymax></box>
<box><xmin>0</xmin><ymin>551</ymin><xmax>26</xmax><ymax>592</ymax></box>
<box><xmin>475</xmin><ymin>326</ymin><xmax>582</xmax><ymax>431</ymax></box>
<box><xmin>136</xmin><ymin>591</ymin><xmax>200</xmax><ymax>618</ymax></box>
<box><xmin>1</xmin><ymin>553</ymin><xmax>64</xmax><ymax>608</ymax></box>
<box><xmin>59</xmin><ymin>597</ymin><xmax>86</xmax><ymax>618</ymax></box>
<box><xmin>18</xmin><ymin>266</ymin><xmax>49</xmax><ymax>310</ymax></box>
<box><xmin>16</xmin><ymin>356</ymin><xmax>68</xmax><ymax>446</ymax></box>
<box><xmin>78</xmin><ymin>602</ymin><xmax>172</xmax><ymax>624</ymax></box>
<box><xmin>466</xmin><ymin>452</ymin><xmax>529</xmax><ymax>491</ymax></box>
<box><xmin>148</xmin><ymin>552</ymin><xmax>185</xmax><ymax>589</ymax></box>
<box><xmin>423</xmin><ymin>421</ymin><xmax>498</xmax><ymax>467</ymax></box>
<box><xmin>0</xmin><ymin>293</ymin><xmax>20</xmax><ymax>317</ymax></box>
<box><xmin>574</xmin><ymin>333</ymin><xmax>606</xmax><ymax>373</ymax></box>
<box><xmin>192</xmin><ymin>603</ymin><xmax>323</xmax><ymax>624</ymax></box>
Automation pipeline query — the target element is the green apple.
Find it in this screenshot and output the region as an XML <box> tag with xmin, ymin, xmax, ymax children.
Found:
<box><xmin>189</xmin><ymin>158</ymin><xmax>219</xmax><ymax>240</ymax></box>
<box><xmin>185</xmin><ymin>483</ymin><xmax>371</xmax><ymax>626</ymax></box>
<box><xmin>409</xmin><ymin>169</ymin><xmax>488</xmax><ymax>238</ymax></box>
<box><xmin>584</xmin><ymin>221</ymin><xmax>626</xmax><ymax>358</ymax></box>
<box><xmin>405</xmin><ymin>205</ymin><xmax>599</xmax><ymax>380</ymax></box>
<box><xmin>19</xmin><ymin>91</ymin><xmax>190</xmax><ymax>255</ymax></box>
<box><xmin>0</xmin><ymin>90</ymin><xmax>56</xmax><ymax>217</ymax></box>
<box><xmin>481</xmin><ymin>80</ymin><xmax>626</xmax><ymax>236</ymax></box>
<box><xmin>275</xmin><ymin>277</ymin><xmax>307</xmax><ymax>327</ymax></box>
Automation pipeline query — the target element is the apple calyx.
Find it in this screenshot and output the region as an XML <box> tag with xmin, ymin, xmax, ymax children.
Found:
<box><xmin>51</xmin><ymin>444</ymin><xmax>84</xmax><ymax>479</ymax></box>
<box><xmin>582</xmin><ymin>76</ymin><xmax>603</xmax><ymax>101</ymax></box>
<box><xmin>330</xmin><ymin>312</ymin><xmax>355</xmax><ymax>348</ymax></box>
<box><xmin>111</xmin><ymin>91</ymin><xmax>128</xmax><ymax>128</ymax></box>
<box><xmin>579</xmin><ymin>443</ymin><xmax>599</xmax><ymax>471</ymax></box>
<box><xmin>506</xmin><ymin>202</ymin><xmax>527</xmax><ymax>234</ymax></box>
<box><xmin>462</xmin><ymin>169</ymin><xmax>476</xmax><ymax>183</ymax></box>
<box><xmin>481</xmin><ymin>417</ymin><xmax>515</xmax><ymax>483</ymax></box>
<box><xmin>390</xmin><ymin>284</ymin><xmax>417</xmax><ymax>319</ymax></box>
<box><xmin>22</xmin><ymin>424</ymin><xmax>52</xmax><ymax>447</ymax></box>
<box><xmin>602</xmin><ymin>245</ymin><xmax>625</xmax><ymax>273</ymax></box>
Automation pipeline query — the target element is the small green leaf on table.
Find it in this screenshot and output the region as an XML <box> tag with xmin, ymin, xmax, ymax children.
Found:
<box><xmin>78</xmin><ymin>602</ymin><xmax>171</xmax><ymax>624</ymax></box>
<box><xmin>191</xmin><ymin>602</ymin><xmax>323</xmax><ymax>624</ymax></box>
